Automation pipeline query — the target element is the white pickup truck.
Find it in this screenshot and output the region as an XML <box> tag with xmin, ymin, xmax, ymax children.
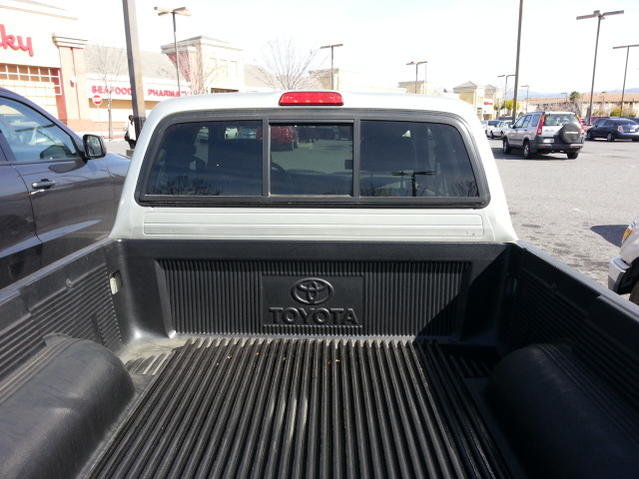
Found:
<box><xmin>1</xmin><ymin>91</ymin><xmax>638</xmax><ymax>479</ymax></box>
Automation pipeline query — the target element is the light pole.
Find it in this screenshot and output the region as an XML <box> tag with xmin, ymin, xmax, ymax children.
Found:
<box><xmin>521</xmin><ymin>84</ymin><xmax>529</xmax><ymax>112</ymax></box>
<box><xmin>577</xmin><ymin>9</ymin><xmax>624</xmax><ymax>124</ymax></box>
<box><xmin>406</xmin><ymin>60</ymin><xmax>428</xmax><ymax>94</ymax></box>
<box><xmin>612</xmin><ymin>43</ymin><xmax>639</xmax><ymax>117</ymax></box>
<box><xmin>498</xmin><ymin>73</ymin><xmax>515</xmax><ymax>117</ymax></box>
<box><xmin>320</xmin><ymin>43</ymin><xmax>343</xmax><ymax>90</ymax></box>
<box><xmin>512</xmin><ymin>0</ymin><xmax>524</xmax><ymax>122</ymax></box>
<box><xmin>155</xmin><ymin>6</ymin><xmax>191</xmax><ymax>96</ymax></box>
<box><xmin>122</xmin><ymin>0</ymin><xmax>145</xmax><ymax>137</ymax></box>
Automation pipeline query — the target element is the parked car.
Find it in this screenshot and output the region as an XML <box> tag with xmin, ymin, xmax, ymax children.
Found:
<box><xmin>609</xmin><ymin>218</ymin><xmax>639</xmax><ymax>304</ymax></box>
<box><xmin>586</xmin><ymin>117</ymin><xmax>639</xmax><ymax>141</ymax></box>
<box><xmin>0</xmin><ymin>87</ymin><xmax>129</xmax><ymax>288</ymax></box>
<box><xmin>270</xmin><ymin>125</ymin><xmax>298</xmax><ymax>150</ymax></box>
<box><xmin>1</xmin><ymin>91</ymin><xmax>639</xmax><ymax>479</ymax></box>
<box><xmin>590</xmin><ymin>116</ymin><xmax>609</xmax><ymax>127</ymax></box>
<box><xmin>486</xmin><ymin>120</ymin><xmax>511</xmax><ymax>138</ymax></box>
<box><xmin>503</xmin><ymin>111</ymin><xmax>584</xmax><ymax>159</ymax></box>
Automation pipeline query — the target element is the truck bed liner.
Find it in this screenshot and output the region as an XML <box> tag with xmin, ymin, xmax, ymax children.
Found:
<box><xmin>90</xmin><ymin>338</ymin><xmax>509</xmax><ymax>478</ymax></box>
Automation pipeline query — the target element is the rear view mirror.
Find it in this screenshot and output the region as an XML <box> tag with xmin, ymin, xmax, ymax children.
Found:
<box><xmin>83</xmin><ymin>134</ymin><xmax>106</xmax><ymax>159</ymax></box>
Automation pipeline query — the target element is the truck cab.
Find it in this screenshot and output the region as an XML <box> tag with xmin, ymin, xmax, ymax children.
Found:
<box><xmin>0</xmin><ymin>91</ymin><xmax>638</xmax><ymax>479</ymax></box>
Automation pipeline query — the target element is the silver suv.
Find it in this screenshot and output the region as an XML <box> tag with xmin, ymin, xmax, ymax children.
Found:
<box><xmin>502</xmin><ymin>111</ymin><xmax>584</xmax><ymax>159</ymax></box>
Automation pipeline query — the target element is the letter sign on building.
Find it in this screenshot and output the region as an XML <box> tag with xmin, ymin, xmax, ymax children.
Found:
<box><xmin>0</xmin><ymin>24</ymin><xmax>34</xmax><ymax>57</ymax></box>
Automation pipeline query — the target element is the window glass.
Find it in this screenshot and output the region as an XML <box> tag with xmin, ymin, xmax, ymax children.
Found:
<box><xmin>530</xmin><ymin>113</ymin><xmax>541</xmax><ymax>126</ymax></box>
<box><xmin>544</xmin><ymin>114</ymin><xmax>577</xmax><ymax>126</ymax></box>
<box><xmin>488</xmin><ymin>121</ymin><xmax>499</xmax><ymax>126</ymax></box>
<box><xmin>270</xmin><ymin>124</ymin><xmax>353</xmax><ymax>195</ymax></box>
<box><xmin>146</xmin><ymin>120</ymin><xmax>262</xmax><ymax>196</ymax></box>
<box><xmin>513</xmin><ymin>117</ymin><xmax>525</xmax><ymax>128</ymax></box>
<box><xmin>521</xmin><ymin>116</ymin><xmax>531</xmax><ymax>128</ymax></box>
<box><xmin>0</xmin><ymin>98</ymin><xmax>79</xmax><ymax>163</ymax></box>
<box><xmin>360</xmin><ymin>121</ymin><xmax>478</xmax><ymax>197</ymax></box>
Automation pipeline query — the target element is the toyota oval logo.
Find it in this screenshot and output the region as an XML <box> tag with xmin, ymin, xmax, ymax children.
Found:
<box><xmin>291</xmin><ymin>278</ymin><xmax>334</xmax><ymax>305</ymax></box>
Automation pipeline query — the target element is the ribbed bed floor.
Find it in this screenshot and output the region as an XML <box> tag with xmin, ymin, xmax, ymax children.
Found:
<box><xmin>90</xmin><ymin>338</ymin><xmax>509</xmax><ymax>478</ymax></box>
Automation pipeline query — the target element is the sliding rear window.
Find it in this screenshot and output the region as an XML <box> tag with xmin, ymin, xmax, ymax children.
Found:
<box><xmin>140</xmin><ymin>114</ymin><xmax>484</xmax><ymax>206</ymax></box>
<box><xmin>271</xmin><ymin>124</ymin><xmax>353</xmax><ymax>195</ymax></box>
<box><xmin>360</xmin><ymin>121</ymin><xmax>478</xmax><ymax>197</ymax></box>
<box><xmin>146</xmin><ymin>120</ymin><xmax>262</xmax><ymax>196</ymax></box>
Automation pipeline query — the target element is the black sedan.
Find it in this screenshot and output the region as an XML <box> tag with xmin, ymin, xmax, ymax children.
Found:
<box><xmin>0</xmin><ymin>87</ymin><xmax>129</xmax><ymax>288</ymax></box>
<box><xmin>587</xmin><ymin>117</ymin><xmax>639</xmax><ymax>142</ymax></box>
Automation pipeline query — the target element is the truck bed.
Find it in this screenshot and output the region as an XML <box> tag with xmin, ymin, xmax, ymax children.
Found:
<box><xmin>2</xmin><ymin>240</ymin><xmax>639</xmax><ymax>478</ymax></box>
<box><xmin>91</xmin><ymin>338</ymin><xmax>509</xmax><ymax>479</ymax></box>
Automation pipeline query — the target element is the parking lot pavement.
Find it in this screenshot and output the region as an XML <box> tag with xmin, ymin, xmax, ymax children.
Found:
<box><xmin>106</xmin><ymin>140</ymin><xmax>132</xmax><ymax>157</ymax></box>
<box><xmin>491</xmin><ymin>137</ymin><xmax>639</xmax><ymax>287</ymax></box>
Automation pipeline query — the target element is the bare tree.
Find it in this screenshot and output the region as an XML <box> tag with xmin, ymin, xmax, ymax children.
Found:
<box><xmin>86</xmin><ymin>46</ymin><xmax>126</xmax><ymax>139</ymax></box>
<box><xmin>180</xmin><ymin>50</ymin><xmax>218</xmax><ymax>95</ymax></box>
<box><xmin>253</xmin><ymin>38</ymin><xmax>319</xmax><ymax>89</ymax></box>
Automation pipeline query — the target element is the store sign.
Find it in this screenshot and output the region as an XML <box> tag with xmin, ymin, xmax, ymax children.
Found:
<box><xmin>90</xmin><ymin>83</ymin><xmax>186</xmax><ymax>101</ymax></box>
<box><xmin>0</xmin><ymin>24</ymin><xmax>34</xmax><ymax>57</ymax></box>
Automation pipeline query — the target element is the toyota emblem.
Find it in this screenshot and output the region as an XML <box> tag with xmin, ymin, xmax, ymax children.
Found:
<box><xmin>291</xmin><ymin>278</ymin><xmax>334</xmax><ymax>305</ymax></box>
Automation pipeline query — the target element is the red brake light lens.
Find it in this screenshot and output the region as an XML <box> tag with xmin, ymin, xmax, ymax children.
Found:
<box><xmin>537</xmin><ymin>114</ymin><xmax>545</xmax><ymax>136</ymax></box>
<box><xmin>279</xmin><ymin>91</ymin><xmax>343</xmax><ymax>106</ymax></box>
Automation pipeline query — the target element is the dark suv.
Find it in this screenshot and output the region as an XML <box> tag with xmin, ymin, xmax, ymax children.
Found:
<box><xmin>586</xmin><ymin>117</ymin><xmax>639</xmax><ymax>142</ymax></box>
<box><xmin>0</xmin><ymin>88</ymin><xmax>129</xmax><ymax>288</ymax></box>
<box><xmin>502</xmin><ymin>111</ymin><xmax>584</xmax><ymax>159</ymax></box>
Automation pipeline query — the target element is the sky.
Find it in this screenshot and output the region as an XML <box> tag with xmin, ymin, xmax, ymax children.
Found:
<box><xmin>62</xmin><ymin>0</ymin><xmax>639</xmax><ymax>95</ymax></box>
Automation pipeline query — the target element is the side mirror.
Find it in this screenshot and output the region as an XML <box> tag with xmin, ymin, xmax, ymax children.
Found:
<box><xmin>82</xmin><ymin>134</ymin><xmax>106</xmax><ymax>159</ymax></box>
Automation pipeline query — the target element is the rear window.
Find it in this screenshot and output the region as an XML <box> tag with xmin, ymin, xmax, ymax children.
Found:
<box><xmin>487</xmin><ymin>121</ymin><xmax>499</xmax><ymax>126</ymax></box>
<box><xmin>360</xmin><ymin>121</ymin><xmax>478</xmax><ymax>197</ymax></box>
<box><xmin>141</xmin><ymin>116</ymin><xmax>483</xmax><ymax>205</ymax></box>
<box><xmin>544</xmin><ymin>114</ymin><xmax>577</xmax><ymax>126</ymax></box>
<box><xmin>270</xmin><ymin>124</ymin><xmax>353</xmax><ymax>195</ymax></box>
<box><xmin>146</xmin><ymin>120</ymin><xmax>262</xmax><ymax>196</ymax></box>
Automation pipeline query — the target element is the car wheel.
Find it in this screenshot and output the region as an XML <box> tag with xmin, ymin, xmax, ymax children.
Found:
<box><xmin>607</xmin><ymin>132</ymin><xmax>614</xmax><ymax>142</ymax></box>
<box><xmin>630</xmin><ymin>282</ymin><xmax>639</xmax><ymax>306</ymax></box>
<box><xmin>522</xmin><ymin>140</ymin><xmax>533</xmax><ymax>159</ymax></box>
<box><xmin>566</xmin><ymin>150</ymin><xmax>579</xmax><ymax>159</ymax></box>
<box><xmin>586</xmin><ymin>130</ymin><xmax>593</xmax><ymax>141</ymax></box>
<box><xmin>502</xmin><ymin>138</ymin><xmax>511</xmax><ymax>154</ymax></box>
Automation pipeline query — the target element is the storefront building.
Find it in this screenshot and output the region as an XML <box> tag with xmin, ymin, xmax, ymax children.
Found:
<box><xmin>0</xmin><ymin>2</ymin><xmax>257</xmax><ymax>136</ymax></box>
<box><xmin>452</xmin><ymin>81</ymin><xmax>499</xmax><ymax>120</ymax></box>
<box><xmin>1</xmin><ymin>1</ymin><xmax>91</xmax><ymax>130</ymax></box>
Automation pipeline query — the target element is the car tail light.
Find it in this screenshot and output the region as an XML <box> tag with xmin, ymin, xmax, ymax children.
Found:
<box><xmin>279</xmin><ymin>91</ymin><xmax>343</xmax><ymax>106</ymax></box>
<box><xmin>618</xmin><ymin>125</ymin><xmax>624</xmax><ymax>133</ymax></box>
<box><xmin>536</xmin><ymin>114</ymin><xmax>545</xmax><ymax>135</ymax></box>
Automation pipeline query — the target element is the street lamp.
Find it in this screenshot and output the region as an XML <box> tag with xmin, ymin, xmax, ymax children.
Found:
<box><xmin>406</xmin><ymin>60</ymin><xmax>428</xmax><ymax>94</ymax></box>
<box><xmin>521</xmin><ymin>84</ymin><xmax>530</xmax><ymax>112</ymax></box>
<box><xmin>498</xmin><ymin>73</ymin><xmax>515</xmax><ymax>117</ymax></box>
<box><xmin>155</xmin><ymin>6</ymin><xmax>191</xmax><ymax>96</ymax></box>
<box><xmin>320</xmin><ymin>43</ymin><xmax>343</xmax><ymax>90</ymax></box>
<box><xmin>612</xmin><ymin>43</ymin><xmax>639</xmax><ymax>116</ymax></box>
<box><xmin>577</xmin><ymin>9</ymin><xmax>624</xmax><ymax>124</ymax></box>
